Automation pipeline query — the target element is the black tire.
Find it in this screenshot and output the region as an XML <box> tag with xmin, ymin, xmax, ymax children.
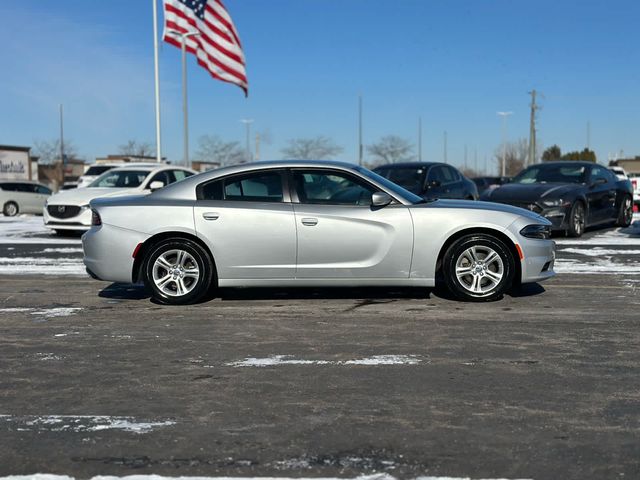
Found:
<box><xmin>3</xmin><ymin>201</ymin><xmax>18</xmax><ymax>217</ymax></box>
<box><xmin>616</xmin><ymin>195</ymin><xmax>633</xmax><ymax>227</ymax></box>
<box><xmin>142</xmin><ymin>238</ymin><xmax>215</xmax><ymax>305</ymax></box>
<box><xmin>442</xmin><ymin>233</ymin><xmax>515</xmax><ymax>302</ymax></box>
<box><xmin>567</xmin><ymin>201</ymin><xmax>586</xmax><ymax>238</ymax></box>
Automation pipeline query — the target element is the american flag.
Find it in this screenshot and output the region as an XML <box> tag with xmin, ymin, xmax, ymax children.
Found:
<box><xmin>163</xmin><ymin>0</ymin><xmax>248</xmax><ymax>95</ymax></box>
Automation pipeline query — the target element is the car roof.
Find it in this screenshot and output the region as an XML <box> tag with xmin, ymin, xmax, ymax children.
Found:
<box><xmin>374</xmin><ymin>162</ymin><xmax>440</xmax><ymax>169</ymax></box>
<box><xmin>108</xmin><ymin>164</ymin><xmax>194</xmax><ymax>173</ymax></box>
<box><xmin>529</xmin><ymin>161</ymin><xmax>595</xmax><ymax>168</ymax></box>
<box><xmin>0</xmin><ymin>180</ymin><xmax>44</xmax><ymax>185</ymax></box>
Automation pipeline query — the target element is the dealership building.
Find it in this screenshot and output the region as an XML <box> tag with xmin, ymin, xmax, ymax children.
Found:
<box><xmin>0</xmin><ymin>145</ymin><xmax>39</xmax><ymax>182</ymax></box>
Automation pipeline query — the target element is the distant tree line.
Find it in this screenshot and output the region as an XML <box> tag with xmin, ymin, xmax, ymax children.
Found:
<box><xmin>542</xmin><ymin>145</ymin><xmax>596</xmax><ymax>163</ymax></box>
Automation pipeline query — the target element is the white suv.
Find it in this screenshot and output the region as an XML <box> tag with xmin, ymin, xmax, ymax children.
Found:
<box><xmin>44</xmin><ymin>165</ymin><xmax>195</xmax><ymax>234</ymax></box>
<box><xmin>76</xmin><ymin>162</ymin><xmax>162</xmax><ymax>188</ymax></box>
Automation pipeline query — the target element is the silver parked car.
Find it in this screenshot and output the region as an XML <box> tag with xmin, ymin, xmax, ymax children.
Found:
<box><xmin>1</xmin><ymin>181</ymin><xmax>52</xmax><ymax>216</ymax></box>
<box><xmin>83</xmin><ymin>161</ymin><xmax>556</xmax><ymax>304</ymax></box>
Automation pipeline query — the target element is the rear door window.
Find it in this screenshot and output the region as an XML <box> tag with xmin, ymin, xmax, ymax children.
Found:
<box><xmin>200</xmin><ymin>170</ymin><xmax>284</xmax><ymax>202</ymax></box>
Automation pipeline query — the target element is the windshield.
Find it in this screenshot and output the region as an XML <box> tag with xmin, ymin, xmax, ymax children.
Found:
<box><xmin>356</xmin><ymin>166</ymin><xmax>425</xmax><ymax>204</ymax></box>
<box><xmin>374</xmin><ymin>167</ymin><xmax>426</xmax><ymax>194</ymax></box>
<box><xmin>84</xmin><ymin>165</ymin><xmax>113</xmax><ymax>176</ymax></box>
<box><xmin>89</xmin><ymin>170</ymin><xmax>150</xmax><ymax>188</ymax></box>
<box><xmin>512</xmin><ymin>165</ymin><xmax>586</xmax><ymax>184</ymax></box>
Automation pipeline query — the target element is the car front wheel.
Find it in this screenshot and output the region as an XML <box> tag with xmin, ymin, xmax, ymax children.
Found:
<box><xmin>567</xmin><ymin>201</ymin><xmax>586</xmax><ymax>237</ymax></box>
<box><xmin>143</xmin><ymin>238</ymin><xmax>215</xmax><ymax>305</ymax></box>
<box><xmin>3</xmin><ymin>201</ymin><xmax>18</xmax><ymax>217</ymax></box>
<box><xmin>442</xmin><ymin>234</ymin><xmax>515</xmax><ymax>302</ymax></box>
<box><xmin>616</xmin><ymin>195</ymin><xmax>633</xmax><ymax>227</ymax></box>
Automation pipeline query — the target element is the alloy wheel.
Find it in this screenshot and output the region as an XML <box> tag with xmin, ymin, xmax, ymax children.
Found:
<box><xmin>454</xmin><ymin>245</ymin><xmax>504</xmax><ymax>295</ymax></box>
<box><xmin>152</xmin><ymin>249</ymin><xmax>200</xmax><ymax>297</ymax></box>
<box><xmin>572</xmin><ymin>204</ymin><xmax>585</xmax><ymax>236</ymax></box>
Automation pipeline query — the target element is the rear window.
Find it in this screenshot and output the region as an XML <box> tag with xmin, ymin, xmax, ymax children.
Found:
<box><xmin>84</xmin><ymin>165</ymin><xmax>114</xmax><ymax>176</ymax></box>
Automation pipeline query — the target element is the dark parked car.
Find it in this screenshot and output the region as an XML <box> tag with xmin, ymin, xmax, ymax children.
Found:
<box><xmin>373</xmin><ymin>162</ymin><xmax>478</xmax><ymax>200</ymax></box>
<box><xmin>472</xmin><ymin>176</ymin><xmax>510</xmax><ymax>195</ymax></box>
<box><xmin>481</xmin><ymin>161</ymin><xmax>634</xmax><ymax>237</ymax></box>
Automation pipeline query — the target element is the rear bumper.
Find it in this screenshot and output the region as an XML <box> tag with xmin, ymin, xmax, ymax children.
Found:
<box><xmin>82</xmin><ymin>224</ymin><xmax>149</xmax><ymax>283</ymax></box>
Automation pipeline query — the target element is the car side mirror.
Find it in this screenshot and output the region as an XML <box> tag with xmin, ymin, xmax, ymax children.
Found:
<box><xmin>371</xmin><ymin>191</ymin><xmax>393</xmax><ymax>207</ymax></box>
<box><xmin>149</xmin><ymin>181</ymin><xmax>165</xmax><ymax>192</ymax></box>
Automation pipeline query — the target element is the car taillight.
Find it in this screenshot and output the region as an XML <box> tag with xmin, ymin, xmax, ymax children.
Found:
<box><xmin>91</xmin><ymin>209</ymin><xmax>102</xmax><ymax>226</ymax></box>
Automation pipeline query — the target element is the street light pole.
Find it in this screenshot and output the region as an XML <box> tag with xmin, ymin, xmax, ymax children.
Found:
<box><xmin>240</xmin><ymin>119</ymin><xmax>254</xmax><ymax>162</ymax></box>
<box><xmin>177</xmin><ymin>31</ymin><xmax>200</xmax><ymax>168</ymax></box>
<box><xmin>497</xmin><ymin>111</ymin><xmax>513</xmax><ymax>177</ymax></box>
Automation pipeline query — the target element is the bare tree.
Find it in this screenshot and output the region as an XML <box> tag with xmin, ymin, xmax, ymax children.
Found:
<box><xmin>366</xmin><ymin>135</ymin><xmax>415</xmax><ymax>166</ymax></box>
<box><xmin>195</xmin><ymin>135</ymin><xmax>246</xmax><ymax>166</ymax></box>
<box><xmin>281</xmin><ymin>136</ymin><xmax>343</xmax><ymax>160</ymax></box>
<box><xmin>494</xmin><ymin>138</ymin><xmax>528</xmax><ymax>176</ymax></box>
<box><xmin>118</xmin><ymin>140</ymin><xmax>155</xmax><ymax>157</ymax></box>
<box><xmin>32</xmin><ymin>139</ymin><xmax>79</xmax><ymax>164</ymax></box>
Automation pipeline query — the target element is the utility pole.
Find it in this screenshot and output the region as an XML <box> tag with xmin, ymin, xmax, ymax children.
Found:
<box><xmin>587</xmin><ymin>120</ymin><xmax>591</xmax><ymax>150</ymax></box>
<box><xmin>168</xmin><ymin>30</ymin><xmax>200</xmax><ymax>168</ymax></box>
<box><xmin>528</xmin><ymin>90</ymin><xmax>538</xmax><ymax>166</ymax></box>
<box><xmin>152</xmin><ymin>0</ymin><xmax>162</xmax><ymax>163</ymax></box>
<box><xmin>255</xmin><ymin>133</ymin><xmax>260</xmax><ymax>161</ymax></box>
<box><xmin>464</xmin><ymin>144</ymin><xmax>468</xmax><ymax>170</ymax></box>
<box><xmin>59</xmin><ymin>104</ymin><xmax>65</xmax><ymax>188</ymax></box>
<box><xmin>443</xmin><ymin>131</ymin><xmax>448</xmax><ymax>163</ymax></box>
<box><xmin>418</xmin><ymin>116</ymin><xmax>423</xmax><ymax>162</ymax></box>
<box><xmin>240</xmin><ymin>119</ymin><xmax>254</xmax><ymax>161</ymax></box>
<box><xmin>474</xmin><ymin>148</ymin><xmax>478</xmax><ymax>174</ymax></box>
<box><xmin>497</xmin><ymin>111</ymin><xmax>513</xmax><ymax>177</ymax></box>
<box><xmin>358</xmin><ymin>94</ymin><xmax>363</xmax><ymax>166</ymax></box>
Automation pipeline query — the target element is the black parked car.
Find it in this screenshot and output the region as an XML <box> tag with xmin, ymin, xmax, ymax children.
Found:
<box><xmin>373</xmin><ymin>162</ymin><xmax>478</xmax><ymax>200</ymax></box>
<box><xmin>472</xmin><ymin>176</ymin><xmax>510</xmax><ymax>195</ymax></box>
<box><xmin>481</xmin><ymin>161</ymin><xmax>634</xmax><ymax>237</ymax></box>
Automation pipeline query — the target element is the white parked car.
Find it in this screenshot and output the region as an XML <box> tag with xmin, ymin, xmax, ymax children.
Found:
<box><xmin>1</xmin><ymin>181</ymin><xmax>52</xmax><ymax>216</ymax></box>
<box><xmin>44</xmin><ymin>165</ymin><xmax>195</xmax><ymax>234</ymax></box>
<box><xmin>609</xmin><ymin>166</ymin><xmax>628</xmax><ymax>181</ymax></box>
<box><xmin>76</xmin><ymin>162</ymin><xmax>162</xmax><ymax>188</ymax></box>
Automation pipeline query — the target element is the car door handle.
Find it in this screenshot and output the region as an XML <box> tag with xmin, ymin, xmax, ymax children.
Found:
<box><xmin>301</xmin><ymin>217</ymin><xmax>318</xmax><ymax>226</ymax></box>
<box><xmin>202</xmin><ymin>212</ymin><xmax>219</xmax><ymax>221</ymax></box>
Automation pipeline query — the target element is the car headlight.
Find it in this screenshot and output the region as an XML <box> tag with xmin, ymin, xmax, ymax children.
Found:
<box><xmin>520</xmin><ymin>224</ymin><xmax>551</xmax><ymax>239</ymax></box>
<box><xmin>541</xmin><ymin>198</ymin><xmax>569</xmax><ymax>207</ymax></box>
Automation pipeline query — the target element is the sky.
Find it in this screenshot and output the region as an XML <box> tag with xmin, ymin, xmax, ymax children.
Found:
<box><xmin>0</xmin><ymin>0</ymin><xmax>638</xmax><ymax>173</ymax></box>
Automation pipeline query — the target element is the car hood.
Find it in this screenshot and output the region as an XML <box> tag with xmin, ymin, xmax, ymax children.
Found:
<box><xmin>484</xmin><ymin>183</ymin><xmax>578</xmax><ymax>203</ymax></box>
<box><xmin>414</xmin><ymin>199</ymin><xmax>549</xmax><ymax>224</ymax></box>
<box><xmin>47</xmin><ymin>187</ymin><xmax>143</xmax><ymax>205</ymax></box>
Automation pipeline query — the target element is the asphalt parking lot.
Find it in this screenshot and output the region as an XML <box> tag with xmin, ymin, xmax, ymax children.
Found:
<box><xmin>1</xmin><ymin>216</ymin><xmax>639</xmax><ymax>479</ymax></box>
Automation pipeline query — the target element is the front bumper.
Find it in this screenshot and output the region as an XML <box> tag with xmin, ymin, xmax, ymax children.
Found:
<box><xmin>519</xmin><ymin>237</ymin><xmax>556</xmax><ymax>284</ymax></box>
<box><xmin>43</xmin><ymin>205</ymin><xmax>92</xmax><ymax>231</ymax></box>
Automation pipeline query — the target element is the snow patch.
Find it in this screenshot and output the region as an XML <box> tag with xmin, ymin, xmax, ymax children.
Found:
<box><xmin>555</xmin><ymin>258</ymin><xmax>640</xmax><ymax>275</ymax></box>
<box><xmin>0</xmin><ymin>415</ymin><xmax>175</xmax><ymax>434</ymax></box>
<box><xmin>0</xmin><ymin>216</ymin><xmax>81</xmax><ymax>245</ymax></box>
<box><xmin>228</xmin><ymin>355</ymin><xmax>425</xmax><ymax>367</ymax></box>
<box><xmin>0</xmin><ymin>257</ymin><xmax>85</xmax><ymax>275</ymax></box>
<box><xmin>0</xmin><ymin>307</ymin><xmax>82</xmax><ymax>318</ymax></box>
<box><xmin>42</xmin><ymin>248</ymin><xmax>83</xmax><ymax>254</ymax></box>
<box><xmin>0</xmin><ymin>474</ymin><xmax>532</xmax><ymax>480</ymax></box>
<box><xmin>559</xmin><ymin>247</ymin><xmax>640</xmax><ymax>256</ymax></box>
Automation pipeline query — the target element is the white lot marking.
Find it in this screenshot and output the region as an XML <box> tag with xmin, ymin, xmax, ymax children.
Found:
<box><xmin>0</xmin><ymin>475</ymin><xmax>533</xmax><ymax>480</ymax></box>
<box><xmin>0</xmin><ymin>257</ymin><xmax>85</xmax><ymax>275</ymax></box>
<box><xmin>554</xmin><ymin>258</ymin><xmax>640</xmax><ymax>275</ymax></box>
<box><xmin>0</xmin><ymin>216</ymin><xmax>82</xmax><ymax>245</ymax></box>
<box><xmin>227</xmin><ymin>355</ymin><xmax>424</xmax><ymax>367</ymax></box>
<box><xmin>42</xmin><ymin>247</ymin><xmax>84</xmax><ymax>253</ymax></box>
<box><xmin>0</xmin><ymin>415</ymin><xmax>175</xmax><ymax>434</ymax></box>
<box><xmin>0</xmin><ymin>307</ymin><xmax>82</xmax><ymax>318</ymax></box>
<box><xmin>35</xmin><ymin>353</ymin><xmax>63</xmax><ymax>361</ymax></box>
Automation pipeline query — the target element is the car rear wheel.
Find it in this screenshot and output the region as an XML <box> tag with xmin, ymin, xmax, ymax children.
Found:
<box><xmin>143</xmin><ymin>238</ymin><xmax>214</xmax><ymax>305</ymax></box>
<box><xmin>3</xmin><ymin>201</ymin><xmax>18</xmax><ymax>217</ymax></box>
<box><xmin>442</xmin><ymin>234</ymin><xmax>515</xmax><ymax>302</ymax></box>
<box><xmin>616</xmin><ymin>195</ymin><xmax>633</xmax><ymax>227</ymax></box>
<box><xmin>567</xmin><ymin>201</ymin><xmax>585</xmax><ymax>237</ymax></box>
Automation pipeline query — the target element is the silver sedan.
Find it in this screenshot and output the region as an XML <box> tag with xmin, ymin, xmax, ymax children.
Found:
<box><xmin>82</xmin><ymin>161</ymin><xmax>555</xmax><ymax>304</ymax></box>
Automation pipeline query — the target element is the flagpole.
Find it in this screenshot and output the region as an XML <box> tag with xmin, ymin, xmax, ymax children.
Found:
<box><xmin>152</xmin><ymin>0</ymin><xmax>162</xmax><ymax>163</ymax></box>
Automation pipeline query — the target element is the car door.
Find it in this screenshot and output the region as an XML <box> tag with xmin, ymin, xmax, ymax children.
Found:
<box><xmin>16</xmin><ymin>183</ymin><xmax>38</xmax><ymax>213</ymax></box>
<box><xmin>424</xmin><ymin>166</ymin><xmax>447</xmax><ymax>199</ymax></box>
<box><xmin>290</xmin><ymin>168</ymin><xmax>413</xmax><ymax>279</ymax></box>
<box><xmin>32</xmin><ymin>185</ymin><xmax>51</xmax><ymax>213</ymax></box>
<box><xmin>444</xmin><ymin>165</ymin><xmax>465</xmax><ymax>198</ymax></box>
<box><xmin>586</xmin><ymin>166</ymin><xmax>617</xmax><ymax>223</ymax></box>
<box><xmin>193</xmin><ymin>169</ymin><xmax>297</xmax><ymax>279</ymax></box>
